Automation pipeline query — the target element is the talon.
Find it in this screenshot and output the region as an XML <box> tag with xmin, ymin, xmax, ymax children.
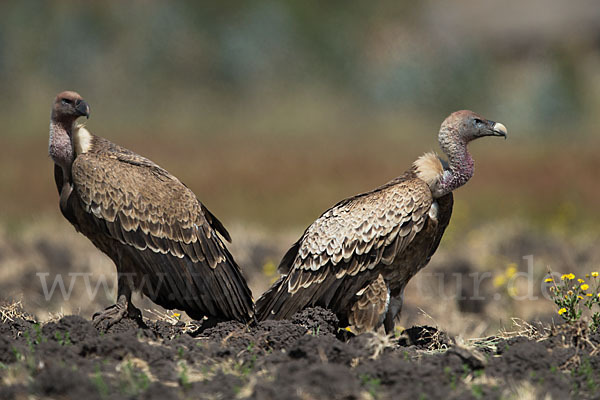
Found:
<box><xmin>92</xmin><ymin>295</ymin><xmax>144</xmax><ymax>332</ymax></box>
<box><xmin>92</xmin><ymin>302</ymin><xmax>128</xmax><ymax>332</ymax></box>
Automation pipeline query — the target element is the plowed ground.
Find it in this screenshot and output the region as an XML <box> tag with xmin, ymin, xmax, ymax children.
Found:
<box><xmin>1</xmin><ymin>307</ymin><xmax>599</xmax><ymax>399</ymax></box>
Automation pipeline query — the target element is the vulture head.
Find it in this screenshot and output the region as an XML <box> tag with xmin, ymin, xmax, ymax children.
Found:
<box><xmin>432</xmin><ymin>110</ymin><xmax>507</xmax><ymax>197</ymax></box>
<box><xmin>439</xmin><ymin>110</ymin><xmax>507</xmax><ymax>145</ymax></box>
<box><xmin>51</xmin><ymin>91</ymin><xmax>90</xmax><ymax>123</ymax></box>
<box><xmin>49</xmin><ymin>91</ymin><xmax>91</xmax><ymax>169</ymax></box>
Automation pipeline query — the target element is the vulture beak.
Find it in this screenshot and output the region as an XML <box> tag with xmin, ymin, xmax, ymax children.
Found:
<box><xmin>487</xmin><ymin>121</ymin><xmax>507</xmax><ymax>139</ymax></box>
<box><xmin>75</xmin><ymin>100</ymin><xmax>90</xmax><ymax>119</ymax></box>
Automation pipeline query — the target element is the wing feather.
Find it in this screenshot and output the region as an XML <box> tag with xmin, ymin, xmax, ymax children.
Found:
<box><xmin>71</xmin><ymin>151</ymin><xmax>253</xmax><ymax>322</ymax></box>
<box><xmin>293</xmin><ymin>178</ymin><xmax>431</xmax><ymax>276</ymax></box>
<box><xmin>256</xmin><ymin>175</ymin><xmax>434</xmax><ymax>321</ymax></box>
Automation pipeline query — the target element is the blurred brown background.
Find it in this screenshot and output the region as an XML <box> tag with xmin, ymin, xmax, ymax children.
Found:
<box><xmin>1</xmin><ymin>0</ymin><xmax>599</xmax><ymax>336</ymax></box>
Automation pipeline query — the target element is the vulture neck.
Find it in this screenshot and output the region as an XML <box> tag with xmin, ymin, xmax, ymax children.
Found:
<box><xmin>49</xmin><ymin>119</ymin><xmax>75</xmax><ymax>172</ymax></box>
<box><xmin>49</xmin><ymin>118</ymin><xmax>93</xmax><ymax>175</ymax></box>
<box><xmin>435</xmin><ymin>129</ymin><xmax>474</xmax><ymax>197</ymax></box>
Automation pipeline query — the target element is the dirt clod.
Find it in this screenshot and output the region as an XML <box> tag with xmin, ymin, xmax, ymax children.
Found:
<box><xmin>0</xmin><ymin>309</ymin><xmax>599</xmax><ymax>399</ymax></box>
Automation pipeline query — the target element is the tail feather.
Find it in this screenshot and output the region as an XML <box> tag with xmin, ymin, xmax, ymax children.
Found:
<box><xmin>256</xmin><ymin>271</ymin><xmax>336</xmax><ymax>322</ymax></box>
<box><xmin>256</xmin><ymin>274</ymin><xmax>321</xmax><ymax>321</ymax></box>
<box><xmin>194</xmin><ymin>247</ymin><xmax>254</xmax><ymax>322</ymax></box>
<box><xmin>255</xmin><ymin>275</ymin><xmax>288</xmax><ymax>321</ymax></box>
<box><xmin>214</xmin><ymin>249</ymin><xmax>255</xmax><ymax>321</ymax></box>
<box><xmin>132</xmin><ymin>244</ymin><xmax>254</xmax><ymax>323</ymax></box>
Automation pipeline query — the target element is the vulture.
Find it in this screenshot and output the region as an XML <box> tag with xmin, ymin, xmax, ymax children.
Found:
<box><xmin>256</xmin><ymin>110</ymin><xmax>507</xmax><ymax>333</ymax></box>
<box><xmin>48</xmin><ymin>91</ymin><xmax>254</xmax><ymax>329</ymax></box>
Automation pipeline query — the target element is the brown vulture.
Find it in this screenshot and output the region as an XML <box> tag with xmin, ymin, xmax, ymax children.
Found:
<box><xmin>256</xmin><ymin>110</ymin><xmax>507</xmax><ymax>333</ymax></box>
<box><xmin>48</xmin><ymin>91</ymin><xmax>254</xmax><ymax>329</ymax></box>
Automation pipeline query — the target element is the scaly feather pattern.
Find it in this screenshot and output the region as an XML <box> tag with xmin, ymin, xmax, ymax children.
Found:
<box><xmin>256</xmin><ymin>109</ymin><xmax>506</xmax><ymax>333</ymax></box>
<box><xmin>67</xmin><ymin>134</ymin><xmax>254</xmax><ymax>322</ymax></box>
<box><xmin>255</xmin><ymin>169</ymin><xmax>451</xmax><ymax>329</ymax></box>
<box><xmin>348</xmin><ymin>274</ymin><xmax>390</xmax><ymax>334</ymax></box>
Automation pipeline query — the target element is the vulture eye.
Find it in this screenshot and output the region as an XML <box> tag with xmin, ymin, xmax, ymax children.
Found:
<box><xmin>61</xmin><ymin>98</ymin><xmax>72</xmax><ymax>105</ymax></box>
<box><xmin>473</xmin><ymin>118</ymin><xmax>484</xmax><ymax>126</ymax></box>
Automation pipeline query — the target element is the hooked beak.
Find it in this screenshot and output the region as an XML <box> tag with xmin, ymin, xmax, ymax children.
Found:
<box><xmin>488</xmin><ymin>121</ymin><xmax>507</xmax><ymax>139</ymax></box>
<box><xmin>75</xmin><ymin>99</ymin><xmax>90</xmax><ymax>119</ymax></box>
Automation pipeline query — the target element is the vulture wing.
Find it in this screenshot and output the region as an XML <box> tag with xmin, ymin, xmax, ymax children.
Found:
<box><xmin>70</xmin><ymin>148</ymin><xmax>253</xmax><ymax>322</ymax></box>
<box><xmin>256</xmin><ymin>174</ymin><xmax>433</xmax><ymax>321</ymax></box>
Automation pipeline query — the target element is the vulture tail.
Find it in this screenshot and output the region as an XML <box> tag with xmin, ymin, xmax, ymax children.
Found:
<box><xmin>255</xmin><ymin>275</ymin><xmax>290</xmax><ymax>321</ymax></box>
<box><xmin>187</xmin><ymin>247</ymin><xmax>255</xmax><ymax>323</ymax></box>
<box><xmin>134</xmin><ymin>242</ymin><xmax>255</xmax><ymax>324</ymax></box>
<box><xmin>255</xmin><ymin>273</ymin><xmax>326</xmax><ymax>322</ymax></box>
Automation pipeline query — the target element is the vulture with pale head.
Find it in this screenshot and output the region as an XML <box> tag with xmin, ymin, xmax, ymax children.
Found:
<box><xmin>256</xmin><ymin>110</ymin><xmax>507</xmax><ymax>333</ymax></box>
<box><xmin>49</xmin><ymin>91</ymin><xmax>254</xmax><ymax>329</ymax></box>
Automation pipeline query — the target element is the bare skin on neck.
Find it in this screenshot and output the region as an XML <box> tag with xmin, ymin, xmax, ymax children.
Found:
<box><xmin>415</xmin><ymin>110</ymin><xmax>507</xmax><ymax>198</ymax></box>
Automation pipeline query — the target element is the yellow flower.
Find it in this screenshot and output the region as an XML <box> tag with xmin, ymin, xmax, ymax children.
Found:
<box><xmin>561</xmin><ymin>273</ymin><xmax>575</xmax><ymax>281</ymax></box>
<box><xmin>592</xmin><ymin>272</ymin><xmax>599</xmax><ymax>278</ymax></box>
<box><xmin>505</xmin><ymin>264</ymin><xmax>517</xmax><ymax>278</ymax></box>
<box><xmin>586</xmin><ymin>293</ymin><xmax>593</xmax><ymax>297</ymax></box>
<box><xmin>172</xmin><ymin>312</ymin><xmax>181</xmax><ymax>319</ymax></box>
<box><xmin>577</xmin><ymin>296</ymin><xmax>584</xmax><ymax>300</ymax></box>
<box><xmin>493</xmin><ymin>275</ymin><xmax>506</xmax><ymax>288</ymax></box>
<box><xmin>581</xmin><ymin>284</ymin><xmax>589</xmax><ymax>291</ymax></box>
<box><xmin>578</xmin><ymin>279</ymin><xmax>585</xmax><ymax>283</ymax></box>
<box><xmin>558</xmin><ymin>308</ymin><xmax>567</xmax><ymax>315</ymax></box>
<box><xmin>544</xmin><ymin>277</ymin><xmax>554</xmax><ymax>283</ymax></box>
<box><xmin>262</xmin><ymin>261</ymin><xmax>277</xmax><ymax>276</ymax></box>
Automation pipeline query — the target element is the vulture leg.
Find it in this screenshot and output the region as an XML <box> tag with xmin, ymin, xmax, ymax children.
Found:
<box><xmin>383</xmin><ymin>288</ymin><xmax>405</xmax><ymax>334</ymax></box>
<box><xmin>92</xmin><ymin>273</ymin><xmax>142</xmax><ymax>331</ymax></box>
<box><xmin>348</xmin><ymin>274</ymin><xmax>390</xmax><ymax>334</ymax></box>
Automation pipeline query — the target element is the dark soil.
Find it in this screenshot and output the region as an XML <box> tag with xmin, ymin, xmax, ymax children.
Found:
<box><xmin>1</xmin><ymin>308</ymin><xmax>599</xmax><ymax>400</ymax></box>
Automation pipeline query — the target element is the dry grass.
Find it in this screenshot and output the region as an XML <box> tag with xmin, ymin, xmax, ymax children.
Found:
<box><xmin>0</xmin><ymin>298</ymin><xmax>32</xmax><ymax>323</ymax></box>
<box><xmin>498</xmin><ymin>318</ymin><xmax>551</xmax><ymax>341</ymax></box>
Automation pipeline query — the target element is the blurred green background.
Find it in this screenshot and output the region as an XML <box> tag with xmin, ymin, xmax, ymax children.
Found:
<box><xmin>1</xmin><ymin>0</ymin><xmax>599</xmax><ymax>233</ymax></box>
<box><xmin>1</xmin><ymin>0</ymin><xmax>600</xmax><ymax>329</ymax></box>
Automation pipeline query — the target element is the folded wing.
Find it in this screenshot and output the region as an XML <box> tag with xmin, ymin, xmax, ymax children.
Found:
<box><xmin>256</xmin><ymin>175</ymin><xmax>433</xmax><ymax>321</ymax></box>
<box><xmin>71</xmin><ymin>150</ymin><xmax>253</xmax><ymax>322</ymax></box>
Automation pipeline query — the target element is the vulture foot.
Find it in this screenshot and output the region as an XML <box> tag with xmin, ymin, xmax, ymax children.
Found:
<box><xmin>92</xmin><ymin>295</ymin><xmax>142</xmax><ymax>331</ymax></box>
